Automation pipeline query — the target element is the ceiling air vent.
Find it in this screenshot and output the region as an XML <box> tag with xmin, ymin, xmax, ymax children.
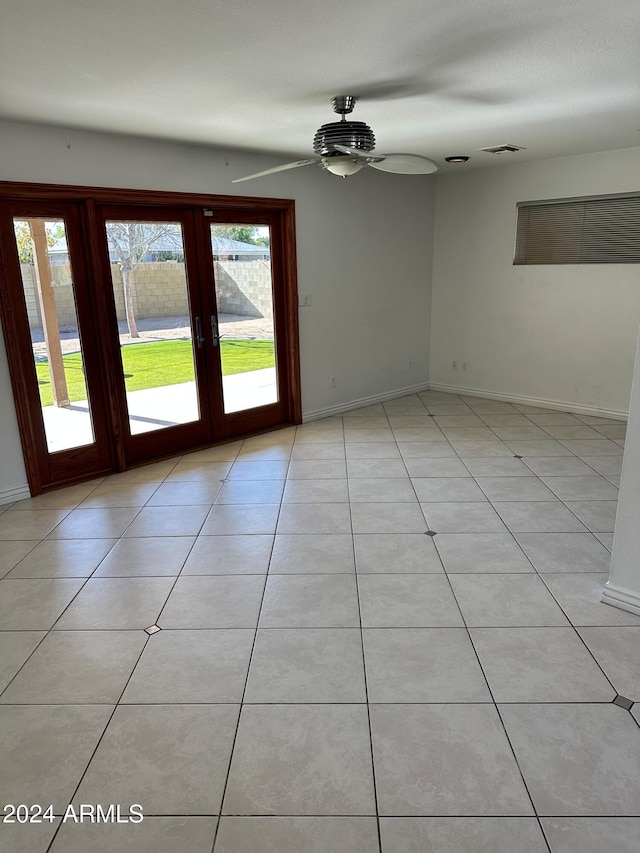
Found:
<box><xmin>478</xmin><ymin>144</ymin><xmax>526</xmax><ymax>154</ymax></box>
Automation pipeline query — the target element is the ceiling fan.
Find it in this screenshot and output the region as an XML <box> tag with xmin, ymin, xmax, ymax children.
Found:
<box><xmin>233</xmin><ymin>95</ymin><xmax>438</xmax><ymax>183</ymax></box>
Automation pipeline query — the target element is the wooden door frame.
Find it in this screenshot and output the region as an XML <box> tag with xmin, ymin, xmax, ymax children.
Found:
<box><xmin>0</xmin><ymin>198</ymin><xmax>116</xmax><ymax>492</ymax></box>
<box><xmin>0</xmin><ymin>181</ymin><xmax>302</xmax><ymax>494</ymax></box>
<box><xmin>92</xmin><ymin>203</ymin><xmax>216</xmax><ymax>464</ymax></box>
<box><xmin>200</xmin><ymin>207</ymin><xmax>299</xmax><ymax>439</ymax></box>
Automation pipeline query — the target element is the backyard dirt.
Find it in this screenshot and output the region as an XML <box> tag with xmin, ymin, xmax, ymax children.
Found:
<box><xmin>32</xmin><ymin>314</ymin><xmax>274</xmax><ymax>358</ymax></box>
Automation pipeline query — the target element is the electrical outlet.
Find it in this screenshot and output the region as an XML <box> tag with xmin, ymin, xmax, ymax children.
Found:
<box><xmin>407</xmin><ymin>360</ymin><xmax>412</xmax><ymax>370</ymax></box>
<box><xmin>330</xmin><ymin>376</ymin><xmax>336</xmax><ymax>388</ymax></box>
<box><xmin>462</xmin><ymin>361</ymin><xmax>468</xmax><ymax>371</ymax></box>
<box><xmin>451</xmin><ymin>360</ymin><xmax>458</xmax><ymax>371</ymax></box>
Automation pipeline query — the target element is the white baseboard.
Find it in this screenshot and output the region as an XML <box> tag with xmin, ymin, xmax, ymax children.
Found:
<box><xmin>303</xmin><ymin>382</ymin><xmax>430</xmax><ymax>422</ymax></box>
<box><xmin>427</xmin><ymin>382</ymin><xmax>628</xmax><ymax>421</ymax></box>
<box><xmin>303</xmin><ymin>380</ymin><xmax>628</xmax><ymax>423</ymax></box>
<box><xmin>601</xmin><ymin>582</ymin><xmax>640</xmax><ymax>617</ymax></box>
<box><xmin>0</xmin><ymin>483</ymin><xmax>31</xmax><ymax>506</ymax></box>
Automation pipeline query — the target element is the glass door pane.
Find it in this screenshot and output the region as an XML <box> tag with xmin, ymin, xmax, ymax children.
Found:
<box><xmin>103</xmin><ymin>220</ymin><xmax>201</xmax><ymax>435</ymax></box>
<box><xmin>210</xmin><ymin>223</ymin><xmax>278</xmax><ymax>414</ymax></box>
<box><xmin>13</xmin><ymin>217</ymin><xmax>95</xmax><ymax>453</ymax></box>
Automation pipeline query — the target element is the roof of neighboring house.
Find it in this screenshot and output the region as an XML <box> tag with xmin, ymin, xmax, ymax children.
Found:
<box><xmin>47</xmin><ymin>232</ymin><xmax>270</xmax><ymax>258</ymax></box>
<box><xmin>211</xmin><ymin>236</ymin><xmax>269</xmax><ymax>256</ymax></box>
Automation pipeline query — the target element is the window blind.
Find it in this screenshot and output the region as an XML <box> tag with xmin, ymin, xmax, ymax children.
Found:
<box><xmin>514</xmin><ymin>193</ymin><xmax>640</xmax><ymax>264</ymax></box>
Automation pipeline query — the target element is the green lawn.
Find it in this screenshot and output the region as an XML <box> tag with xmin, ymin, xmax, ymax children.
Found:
<box><xmin>35</xmin><ymin>338</ymin><xmax>275</xmax><ymax>407</ymax></box>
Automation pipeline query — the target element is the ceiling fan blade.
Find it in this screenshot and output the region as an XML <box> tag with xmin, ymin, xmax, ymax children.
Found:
<box><xmin>232</xmin><ymin>158</ymin><xmax>318</xmax><ymax>183</ymax></box>
<box><xmin>333</xmin><ymin>144</ymin><xmax>385</xmax><ymax>163</ymax></box>
<box><xmin>369</xmin><ymin>154</ymin><xmax>439</xmax><ymax>175</ymax></box>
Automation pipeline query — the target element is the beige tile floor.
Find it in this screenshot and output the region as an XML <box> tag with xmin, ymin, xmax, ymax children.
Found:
<box><xmin>0</xmin><ymin>390</ymin><xmax>639</xmax><ymax>853</ymax></box>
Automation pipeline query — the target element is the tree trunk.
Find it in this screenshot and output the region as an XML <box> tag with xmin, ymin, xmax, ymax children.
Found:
<box><xmin>122</xmin><ymin>266</ymin><xmax>139</xmax><ymax>338</ymax></box>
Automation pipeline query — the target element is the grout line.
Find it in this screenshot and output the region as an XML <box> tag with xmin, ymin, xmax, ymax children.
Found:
<box><xmin>2</xmin><ymin>699</ymin><xmax>627</xmax><ymax>706</ymax></box>
<box><xmin>428</xmin><ymin>503</ymin><xmax>543</xmax><ymax>822</ymax></box>
<box><xmin>209</xmin><ymin>445</ymin><xmax>284</xmax><ymax>853</ymax></box>
<box><xmin>42</xmin><ymin>634</ymin><xmax>153</xmax><ymax>853</ymax></box>
<box><xmin>536</xmin><ymin>816</ymin><xmax>555</xmax><ymax>853</ymax></box>
<box><xmin>36</xmin><ymin>809</ymin><xmax>597</xmax><ymax>818</ymax></box>
<box><xmin>0</xmin><ymin>542</ymin><xmax>127</xmax><ymax>696</ymax></box>
<box><xmin>355</xmin><ymin>413</ymin><xmax>385</xmax><ymax>853</ymax></box>
<box><xmin>39</xmin><ymin>451</ymin><xmax>213</xmax><ymax>853</ymax></box>
<box><xmin>0</xmin><ymin>630</ymin><xmax>51</xmax><ymax>702</ymax></box>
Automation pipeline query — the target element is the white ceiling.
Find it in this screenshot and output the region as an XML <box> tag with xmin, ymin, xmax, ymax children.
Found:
<box><xmin>1</xmin><ymin>0</ymin><xmax>639</xmax><ymax>172</ymax></box>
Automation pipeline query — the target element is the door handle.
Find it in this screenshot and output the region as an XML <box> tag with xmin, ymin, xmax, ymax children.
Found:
<box><xmin>211</xmin><ymin>315</ymin><xmax>220</xmax><ymax>347</ymax></box>
<box><xmin>195</xmin><ymin>316</ymin><xmax>205</xmax><ymax>348</ymax></box>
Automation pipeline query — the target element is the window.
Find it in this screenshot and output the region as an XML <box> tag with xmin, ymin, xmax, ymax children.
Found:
<box><xmin>514</xmin><ymin>192</ymin><xmax>640</xmax><ymax>264</ymax></box>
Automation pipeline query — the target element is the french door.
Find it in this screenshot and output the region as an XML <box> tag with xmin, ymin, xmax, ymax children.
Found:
<box><xmin>202</xmin><ymin>209</ymin><xmax>294</xmax><ymax>439</ymax></box>
<box><xmin>93</xmin><ymin>204</ymin><xmax>215</xmax><ymax>465</ymax></box>
<box><xmin>0</xmin><ymin>184</ymin><xmax>301</xmax><ymax>493</ymax></box>
<box><xmin>0</xmin><ymin>201</ymin><xmax>114</xmax><ymax>489</ymax></box>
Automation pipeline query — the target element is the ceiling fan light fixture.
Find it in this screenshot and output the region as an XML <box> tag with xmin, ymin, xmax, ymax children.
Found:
<box><xmin>322</xmin><ymin>157</ymin><xmax>365</xmax><ymax>177</ymax></box>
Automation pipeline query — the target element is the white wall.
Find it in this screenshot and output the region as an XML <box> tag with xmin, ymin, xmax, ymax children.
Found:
<box><xmin>430</xmin><ymin>147</ymin><xmax>640</xmax><ymax>416</ymax></box>
<box><xmin>0</xmin><ymin>120</ymin><xmax>434</xmax><ymax>499</ymax></box>
<box><xmin>604</xmin><ymin>326</ymin><xmax>640</xmax><ymax>616</ymax></box>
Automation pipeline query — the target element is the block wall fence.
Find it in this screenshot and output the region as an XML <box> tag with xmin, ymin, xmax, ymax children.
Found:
<box><xmin>20</xmin><ymin>259</ymin><xmax>273</xmax><ymax>329</ymax></box>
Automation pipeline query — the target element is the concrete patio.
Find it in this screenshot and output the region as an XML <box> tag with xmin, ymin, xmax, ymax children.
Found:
<box><xmin>41</xmin><ymin>368</ymin><xmax>278</xmax><ymax>452</ymax></box>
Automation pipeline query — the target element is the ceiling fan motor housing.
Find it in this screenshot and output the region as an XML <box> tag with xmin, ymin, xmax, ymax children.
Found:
<box><xmin>313</xmin><ymin>121</ymin><xmax>376</xmax><ymax>157</ymax></box>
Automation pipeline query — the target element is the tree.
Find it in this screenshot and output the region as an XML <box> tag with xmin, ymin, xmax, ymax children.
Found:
<box><xmin>106</xmin><ymin>222</ymin><xmax>182</xmax><ymax>338</ymax></box>
<box><xmin>14</xmin><ymin>220</ymin><xmax>64</xmax><ymax>263</ymax></box>
<box><xmin>212</xmin><ymin>225</ymin><xmax>259</xmax><ymax>245</ymax></box>
<box><xmin>211</xmin><ymin>226</ymin><xmax>270</xmax><ymax>247</ymax></box>
<box><xmin>253</xmin><ymin>233</ymin><xmax>270</xmax><ymax>248</ymax></box>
